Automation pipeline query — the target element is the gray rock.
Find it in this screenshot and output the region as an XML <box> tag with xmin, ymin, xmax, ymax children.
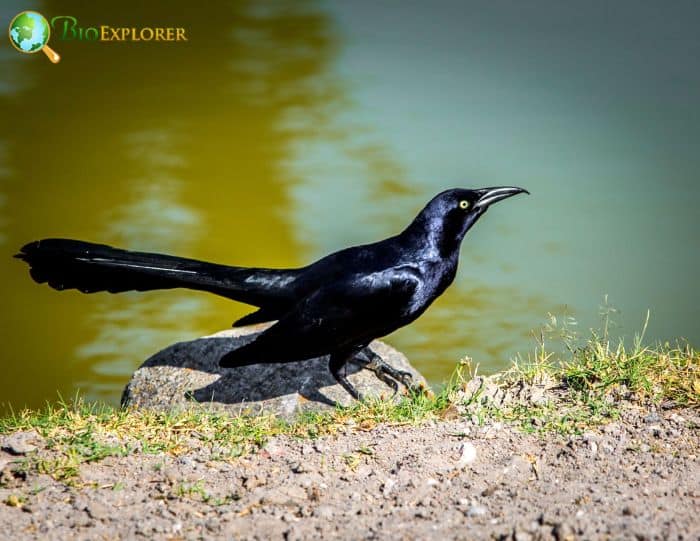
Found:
<box><xmin>122</xmin><ymin>325</ymin><xmax>427</xmax><ymax>419</ymax></box>
<box><xmin>2</xmin><ymin>431</ymin><xmax>38</xmax><ymax>455</ymax></box>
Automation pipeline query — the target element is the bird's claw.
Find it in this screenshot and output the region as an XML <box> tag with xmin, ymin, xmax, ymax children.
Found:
<box><xmin>365</xmin><ymin>362</ymin><xmax>413</xmax><ymax>398</ymax></box>
<box><xmin>371</xmin><ymin>369</ymin><xmax>399</xmax><ymax>397</ymax></box>
<box><xmin>394</xmin><ymin>369</ymin><xmax>414</xmax><ymax>387</ymax></box>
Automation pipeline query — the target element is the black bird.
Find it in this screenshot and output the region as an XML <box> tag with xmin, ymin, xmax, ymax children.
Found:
<box><xmin>16</xmin><ymin>187</ymin><xmax>528</xmax><ymax>400</ymax></box>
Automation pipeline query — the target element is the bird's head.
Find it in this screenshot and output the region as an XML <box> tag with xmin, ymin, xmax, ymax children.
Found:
<box><xmin>406</xmin><ymin>186</ymin><xmax>529</xmax><ymax>256</ymax></box>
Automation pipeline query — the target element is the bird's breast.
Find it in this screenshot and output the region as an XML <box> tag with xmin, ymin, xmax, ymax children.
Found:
<box><xmin>404</xmin><ymin>261</ymin><xmax>457</xmax><ymax>316</ymax></box>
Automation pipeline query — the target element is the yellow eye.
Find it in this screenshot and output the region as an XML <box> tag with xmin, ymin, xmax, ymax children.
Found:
<box><xmin>459</xmin><ymin>200</ymin><xmax>470</xmax><ymax>210</ymax></box>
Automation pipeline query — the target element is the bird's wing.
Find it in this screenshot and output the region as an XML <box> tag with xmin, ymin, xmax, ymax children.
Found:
<box><xmin>220</xmin><ymin>266</ymin><xmax>421</xmax><ymax>365</ymax></box>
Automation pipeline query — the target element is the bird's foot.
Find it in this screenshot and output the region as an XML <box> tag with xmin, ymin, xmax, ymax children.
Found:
<box><xmin>331</xmin><ymin>348</ymin><xmax>418</xmax><ymax>402</ymax></box>
<box><xmin>392</xmin><ymin>368</ymin><xmax>414</xmax><ymax>388</ymax></box>
<box><xmin>368</xmin><ymin>367</ymin><xmax>399</xmax><ymax>397</ymax></box>
<box><xmin>360</xmin><ymin>349</ymin><xmax>415</xmax><ymax>397</ymax></box>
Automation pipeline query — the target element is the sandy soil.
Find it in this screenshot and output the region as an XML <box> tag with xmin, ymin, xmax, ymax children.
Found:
<box><xmin>0</xmin><ymin>404</ymin><xmax>698</xmax><ymax>540</ymax></box>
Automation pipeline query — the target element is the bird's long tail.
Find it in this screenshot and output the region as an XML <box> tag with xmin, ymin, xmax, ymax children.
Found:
<box><xmin>15</xmin><ymin>238</ymin><xmax>298</xmax><ymax>309</ymax></box>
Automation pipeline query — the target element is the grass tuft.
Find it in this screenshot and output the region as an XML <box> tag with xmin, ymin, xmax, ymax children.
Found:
<box><xmin>506</xmin><ymin>309</ymin><xmax>699</xmax><ymax>408</ymax></box>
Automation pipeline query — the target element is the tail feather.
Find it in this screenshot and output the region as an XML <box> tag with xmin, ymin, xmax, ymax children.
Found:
<box><xmin>15</xmin><ymin>238</ymin><xmax>299</xmax><ymax>308</ymax></box>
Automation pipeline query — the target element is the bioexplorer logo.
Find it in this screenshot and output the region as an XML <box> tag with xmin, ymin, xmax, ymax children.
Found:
<box><xmin>8</xmin><ymin>11</ymin><xmax>60</xmax><ymax>63</ymax></box>
<box><xmin>8</xmin><ymin>11</ymin><xmax>188</xmax><ymax>64</ymax></box>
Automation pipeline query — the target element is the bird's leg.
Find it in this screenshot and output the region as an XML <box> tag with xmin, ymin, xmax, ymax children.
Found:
<box><xmin>358</xmin><ymin>347</ymin><xmax>415</xmax><ymax>395</ymax></box>
<box><xmin>328</xmin><ymin>350</ymin><xmax>364</xmax><ymax>401</ymax></box>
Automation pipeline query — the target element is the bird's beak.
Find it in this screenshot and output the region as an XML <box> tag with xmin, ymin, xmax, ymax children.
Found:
<box><xmin>474</xmin><ymin>186</ymin><xmax>529</xmax><ymax>209</ymax></box>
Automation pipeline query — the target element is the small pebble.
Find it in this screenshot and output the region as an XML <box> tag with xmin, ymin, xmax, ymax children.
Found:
<box><xmin>176</xmin><ymin>456</ymin><xmax>195</xmax><ymax>468</ymax></box>
<box><xmin>513</xmin><ymin>529</ymin><xmax>533</xmax><ymax>541</ymax></box>
<box><xmin>622</xmin><ymin>504</ymin><xmax>640</xmax><ymax>516</ymax></box>
<box><xmin>668</xmin><ymin>413</ymin><xmax>685</xmax><ymax>425</ymax></box>
<box><xmin>643</xmin><ymin>413</ymin><xmax>661</xmax><ymax>424</ymax></box>
<box><xmin>552</xmin><ymin>521</ymin><xmax>575</xmax><ymax>541</ymax></box>
<box><xmin>457</xmin><ymin>442</ymin><xmax>477</xmax><ymax>467</ymax></box>
<box><xmin>646</xmin><ymin>425</ymin><xmax>662</xmax><ymax>438</ymax></box>
<box><xmin>301</xmin><ymin>445</ymin><xmax>313</xmax><ymax>456</ymax></box>
<box><xmin>313</xmin><ymin>505</ymin><xmax>334</xmax><ymax>519</ymax></box>
<box><xmin>87</xmin><ymin>502</ymin><xmax>111</xmax><ymax>521</ymax></box>
<box><xmin>603</xmin><ymin>423</ymin><xmax>621</xmax><ymax>434</ymax></box>
<box><xmin>290</xmin><ymin>462</ymin><xmax>308</xmax><ymax>474</ymax></box>
<box><xmin>466</xmin><ymin>504</ymin><xmax>487</xmax><ymax>517</ymax></box>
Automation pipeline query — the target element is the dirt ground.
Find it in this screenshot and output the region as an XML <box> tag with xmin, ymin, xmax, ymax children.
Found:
<box><xmin>0</xmin><ymin>403</ymin><xmax>698</xmax><ymax>540</ymax></box>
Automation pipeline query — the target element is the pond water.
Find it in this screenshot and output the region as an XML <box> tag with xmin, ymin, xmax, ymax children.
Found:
<box><xmin>1</xmin><ymin>0</ymin><xmax>698</xmax><ymax>411</ymax></box>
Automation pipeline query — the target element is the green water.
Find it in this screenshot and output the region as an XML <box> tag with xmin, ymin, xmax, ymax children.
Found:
<box><xmin>1</xmin><ymin>1</ymin><xmax>698</xmax><ymax>411</ymax></box>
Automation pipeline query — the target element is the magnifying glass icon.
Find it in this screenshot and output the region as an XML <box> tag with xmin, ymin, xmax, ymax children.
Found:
<box><xmin>8</xmin><ymin>11</ymin><xmax>61</xmax><ymax>64</ymax></box>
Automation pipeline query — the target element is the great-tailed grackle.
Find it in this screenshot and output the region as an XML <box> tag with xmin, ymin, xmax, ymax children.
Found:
<box><xmin>16</xmin><ymin>187</ymin><xmax>528</xmax><ymax>399</ymax></box>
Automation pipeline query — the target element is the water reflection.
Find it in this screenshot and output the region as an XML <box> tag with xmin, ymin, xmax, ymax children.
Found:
<box><xmin>0</xmin><ymin>0</ymin><xmax>342</xmax><ymax>410</ymax></box>
<box><xmin>73</xmin><ymin>129</ymin><xmax>204</xmax><ymax>401</ymax></box>
<box><xmin>0</xmin><ymin>143</ymin><xmax>9</xmax><ymax>247</ymax></box>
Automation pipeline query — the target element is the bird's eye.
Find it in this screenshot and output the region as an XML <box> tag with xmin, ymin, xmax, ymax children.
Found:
<box><xmin>459</xmin><ymin>200</ymin><xmax>470</xmax><ymax>210</ymax></box>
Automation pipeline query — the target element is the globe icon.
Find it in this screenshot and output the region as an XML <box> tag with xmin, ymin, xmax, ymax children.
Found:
<box><xmin>8</xmin><ymin>11</ymin><xmax>60</xmax><ymax>63</ymax></box>
<box><xmin>9</xmin><ymin>11</ymin><xmax>49</xmax><ymax>52</ymax></box>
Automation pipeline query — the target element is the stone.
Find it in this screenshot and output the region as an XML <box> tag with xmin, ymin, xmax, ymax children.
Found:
<box><xmin>1</xmin><ymin>431</ymin><xmax>38</xmax><ymax>455</ymax></box>
<box><xmin>122</xmin><ymin>325</ymin><xmax>427</xmax><ymax>419</ymax></box>
<box><xmin>643</xmin><ymin>412</ymin><xmax>661</xmax><ymax>424</ymax></box>
<box><xmin>622</xmin><ymin>504</ymin><xmax>639</xmax><ymax>516</ymax></box>
<box><xmin>466</xmin><ymin>504</ymin><xmax>488</xmax><ymax>517</ymax></box>
<box><xmin>513</xmin><ymin>529</ymin><xmax>533</xmax><ymax>541</ymax></box>
<box><xmin>668</xmin><ymin>413</ymin><xmax>685</xmax><ymax>425</ymax></box>
<box><xmin>552</xmin><ymin>521</ymin><xmax>575</xmax><ymax>541</ymax></box>
<box><xmin>456</xmin><ymin>442</ymin><xmax>477</xmax><ymax>467</ymax></box>
<box><xmin>312</xmin><ymin>505</ymin><xmax>335</xmax><ymax>519</ymax></box>
<box><xmin>381</xmin><ymin>478</ymin><xmax>396</xmax><ymax>495</ymax></box>
<box><xmin>290</xmin><ymin>462</ymin><xmax>308</xmax><ymax>474</ymax></box>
